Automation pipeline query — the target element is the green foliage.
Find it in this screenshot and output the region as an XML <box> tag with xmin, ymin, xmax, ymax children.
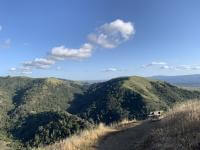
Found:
<box><xmin>69</xmin><ymin>77</ymin><xmax>148</xmax><ymax>124</ymax></box>
<box><xmin>150</xmin><ymin>81</ymin><xmax>200</xmax><ymax>105</ymax></box>
<box><xmin>11</xmin><ymin>111</ymin><xmax>91</xmax><ymax>148</ymax></box>
<box><xmin>69</xmin><ymin>76</ymin><xmax>200</xmax><ymax>124</ymax></box>
<box><xmin>0</xmin><ymin>77</ymin><xmax>88</xmax><ymax>149</ymax></box>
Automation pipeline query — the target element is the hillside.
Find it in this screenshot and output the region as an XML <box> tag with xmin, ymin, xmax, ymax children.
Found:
<box><xmin>1</xmin><ymin>76</ymin><xmax>200</xmax><ymax>149</ymax></box>
<box><xmin>138</xmin><ymin>100</ymin><xmax>200</xmax><ymax>150</ymax></box>
<box><xmin>0</xmin><ymin>76</ymin><xmax>89</xmax><ymax>149</ymax></box>
<box><xmin>43</xmin><ymin>101</ymin><xmax>200</xmax><ymax>150</ymax></box>
<box><xmin>69</xmin><ymin>76</ymin><xmax>200</xmax><ymax>124</ymax></box>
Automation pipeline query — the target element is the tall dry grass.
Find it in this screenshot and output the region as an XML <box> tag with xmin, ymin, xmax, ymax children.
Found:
<box><xmin>37</xmin><ymin>123</ymin><xmax>114</xmax><ymax>150</ymax></box>
<box><xmin>141</xmin><ymin>100</ymin><xmax>200</xmax><ymax>150</ymax></box>
<box><xmin>37</xmin><ymin>119</ymin><xmax>135</xmax><ymax>150</ymax></box>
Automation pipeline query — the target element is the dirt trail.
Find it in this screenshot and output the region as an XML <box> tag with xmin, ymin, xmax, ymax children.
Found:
<box><xmin>97</xmin><ymin>120</ymin><xmax>158</xmax><ymax>150</ymax></box>
<box><xmin>0</xmin><ymin>141</ymin><xmax>11</xmax><ymax>150</ymax></box>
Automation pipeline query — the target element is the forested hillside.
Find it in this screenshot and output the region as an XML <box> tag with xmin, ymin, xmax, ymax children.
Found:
<box><xmin>69</xmin><ymin>76</ymin><xmax>200</xmax><ymax>124</ymax></box>
<box><xmin>0</xmin><ymin>76</ymin><xmax>89</xmax><ymax>149</ymax></box>
<box><xmin>0</xmin><ymin>76</ymin><xmax>200</xmax><ymax>149</ymax></box>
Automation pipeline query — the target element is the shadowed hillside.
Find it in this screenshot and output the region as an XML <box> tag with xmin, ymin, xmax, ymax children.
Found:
<box><xmin>12</xmin><ymin>111</ymin><xmax>91</xmax><ymax>149</ymax></box>
<box><xmin>69</xmin><ymin>76</ymin><xmax>200</xmax><ymax>124</ymax></box>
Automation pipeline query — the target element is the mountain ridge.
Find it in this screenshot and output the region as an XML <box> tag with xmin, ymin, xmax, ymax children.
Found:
<box><xmin>150</xmin><ymin>74</ymin><xmax>200</xmax><ymax>88</ymax></box>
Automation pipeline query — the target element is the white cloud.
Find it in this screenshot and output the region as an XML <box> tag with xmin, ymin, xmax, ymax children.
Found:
<box><xmin>18</xmin><ymin>19</ymin><xmax>134</xmax><ymax>73</ymax></box>
<box><xmin>175</xmin><ymin>65</ymin><xmax>200</xmax><ymax>71</ymax></box>
<box><xmin>0</xmin><ymin>25</ymin><xmax>2</xmax><ymax>31</ymax></box>
<box><xmin>23</xmin><ymin>58</ymin><xmax>55</xmax><ymax>70</ymax></box>
<box><xmin>50</xmin><ymin>43</ymin><xmax>93</xmax><ymax>60</ymax></box>
<box><xmin>160</xmin><ymin>65</ymin><xmax>175</xmax><ymax>70</ymax></box>
<box><xmin>142</xmin><ymin>61</ymin><xmax>167</xmax><ymax>68</ymax></box>
<box><xmin>88</xmin><ymin>33</ymin><xmax>116</xmax><ymax>48</ymax></box>
<box><xmin>191</xmin><ymin>66</ymin><xmax>200</xmax><ymax>70</ymax></box>
<box><xmin>151</xmin><ymin>62</ymin><xmax>167</xmax><ymax>65</ymax></box>
<box><xmin>9</xmin><ymin>67</ymin><xmax>17</xmax><ymax>72</ymax></box>
<box><xmin>8</xmin><ymin>66</ymin><xmax>33</xmax><ymax>75</ymax></box>
<box><xmin>88</xmin><ymin>19</ymin><xmax>135</xmax><ymax>48</ymax></box>
<box><xmin>144</xmin><ymin>63</ymin><xmax>200</xmax><ymax>71</ymax></box>
<box><xmin>21</xmin><ymin>43</ymin><xmax>93</xmax><ymax>72</ymax></box>
<box><xmin>102</xmin><ymin>67</ymin><xmax>124</xmax><ymax>72</ymax></box>
<box><xmin>102</xmin><ymin>19</ymin><xmax>134</xmax><ymax>39</ymax></box>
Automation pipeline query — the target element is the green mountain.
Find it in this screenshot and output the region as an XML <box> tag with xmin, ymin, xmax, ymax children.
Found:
<box><xmin>69</xmin><ymin>76</ymin><xmax>200</xmax><ymax>124</ymax></box>
<box><xmin>0</xmin><ymin>76</ymin><xmax>89</xmax><ymax>149</ymax></box>
<box><xmin>0</xmin><ymin>76</ymin><xmax>200</xmax><ymax>149</ymax></box>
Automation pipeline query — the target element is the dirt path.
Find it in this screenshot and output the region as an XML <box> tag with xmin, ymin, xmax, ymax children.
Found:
<box><xmin>97</xmin><ymin>120</ymin><xmax>158</xmax><ymax>150</ymax></box>
<box><xmin>0</xmin><ymin>141</ymin><xmax>11</xmax><ymax>150</ymax></box>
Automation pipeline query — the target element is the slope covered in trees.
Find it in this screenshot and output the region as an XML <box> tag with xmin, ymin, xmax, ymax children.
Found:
<box><xmin>69</xmin><ymin>76</ymin><xmax>200</xmax><ymax>124</ymax></box>
<box><xmin>0</xmin><ymin>76</ymin><xmax>89</xmax><ymax>149</ymax></box>
<box><xmin>0</xmin><ymin>76</ymin><xmax>200</xmax><ymax>149</ymax></box>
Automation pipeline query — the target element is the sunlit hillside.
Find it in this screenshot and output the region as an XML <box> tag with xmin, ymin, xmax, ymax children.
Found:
<box><xmin>139</xmin><ymin>100</ymin><xmax>200</xmax><ymax>150</ymax></box>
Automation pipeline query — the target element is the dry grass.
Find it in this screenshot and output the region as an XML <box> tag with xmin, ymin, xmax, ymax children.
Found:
<box><xmin>37</xmin><ymin>101</ymin><xmax>200</xmax><ymax>150</ymax></box>
<box><xmin>37</xmin><ymin>119</ymin><xmax>135</xmax><ymax>150</ymax></box>
<box><xmin>39</xmin><ymin>123</ymin><xmax>114</xmax><ymax>150</ymax></box>
<box><xmin>140</xmin><ymin>100</ymin><xmax>200</xmax><ymax>150</ymax></box>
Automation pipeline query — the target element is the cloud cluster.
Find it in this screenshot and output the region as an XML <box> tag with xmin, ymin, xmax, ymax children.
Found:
<box><xmin>88</xmin><ymin>19</ymin><xmax>135</xmax><ymax>48</ymax></box>
<box><xmin>161</xmin><ymin>65</ymin><xmax>200</xmax><ymax>71</ymax></box>
<box><xmin>15</xmin><ymin>43</ymin><xmax>93</xmax><ymax>74</ymax></box>
<box><xmin>10</xmin><ymin>19</ymin><xmax>134</xmax><ymax>74</ymax></box>
<box><xmin>9</xmin><ymin>67</ymin><xmax>32</xmax><ymax>75</ymax></box>
<box><xmin>142</xmin><ymin>61</ymin><xmax>167</xmax><ymax>68</ymax></box>
<box><xmin>23</xmin><ymin>58</ymin><xmax>55</xmax><ymax>69</ymax></box>
<box><xmin>142</xmin><ymin>62</ymin><xmax>200</xmax><ymax>72</ymax></box>
<box><xmin>102</xmin><ymin>67</ymin><xmax>125</xmax><ymax>73</ymax></box>
<box><xmin>160</xmin><ymin>65</ymin><xmax>173</xmax><ymax>70</ymax></box>
<box><xmin>102</xmin><ymin>68</ymin><xmax>119</xmax><ymax>72</ymax></box>
<box><xmin>9</xmin><ymin>67</ymin><xmax>17</xmax><ymax>72</ymax></box>
<box><xmin>50</xmin><ymin>43</ymin><xmax>93</xmax><ymax>60</ymax></box>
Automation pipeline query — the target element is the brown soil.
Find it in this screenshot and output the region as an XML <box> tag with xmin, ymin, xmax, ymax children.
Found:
<box><xmin>96</xmin><ymin>120</ymin><xmax>158</xmax><ymax>150</ymax></box>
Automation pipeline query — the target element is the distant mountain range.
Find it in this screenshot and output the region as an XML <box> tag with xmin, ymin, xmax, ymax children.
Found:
<box><xmin>150</xmin><ymin>74</ymin><xmax>200</xmax><ymax>88</ymax></box>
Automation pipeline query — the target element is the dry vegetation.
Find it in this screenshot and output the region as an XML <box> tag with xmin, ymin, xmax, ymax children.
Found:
<box><xmin>38</xmin><ymin>100</ymin><xmax>200</xmax><ymax>150</ymax></box>
<box><xmin>38</xmin><ymin>119</ymin><xmax>136</xmax><ymax>150</ymax></box>
<box><xmin>140</xmin><ymin>100</ymin><xmax>200</xmax><ymax>150</ymax></box>
<box><xmin>37</xmin><ymin>123</ymin><xmax>115</xmax><ymax>150</ymax></box>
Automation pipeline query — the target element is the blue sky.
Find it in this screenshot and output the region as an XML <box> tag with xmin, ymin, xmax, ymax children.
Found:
<box><xmin>1</xmin><ymin>0</ymin><xmax>200</xmax><ymax>80</ymax></box>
